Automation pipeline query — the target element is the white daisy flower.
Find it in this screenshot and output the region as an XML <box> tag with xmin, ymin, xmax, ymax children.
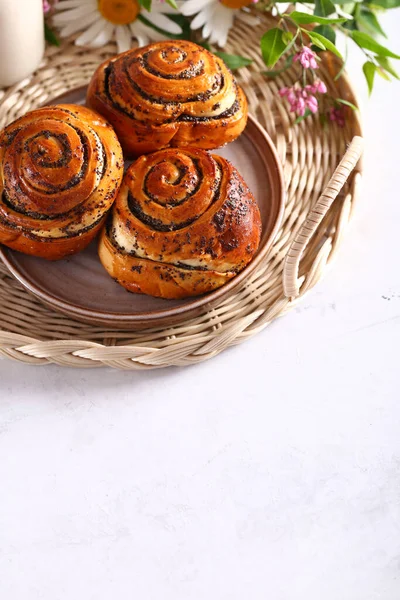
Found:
<box><xmin>53</xmin><ymin>0</ymin><xmax>183</xmax><ymax>53</ymax></box>
<box><xmin>181</xmin><ymin>0</ymin><xmax>257</xmax><ymax>48</ymax></box>
<box><xmin>271</xmin><ymin>3</ymin><xmax>292</xmax><ymax>17</ymax></box>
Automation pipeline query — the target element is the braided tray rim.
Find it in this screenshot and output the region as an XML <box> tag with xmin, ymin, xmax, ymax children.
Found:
<box><xmin>0</xmin><ymin>12</ymin><xmax>363</xmax><ymax>369</ymax></box>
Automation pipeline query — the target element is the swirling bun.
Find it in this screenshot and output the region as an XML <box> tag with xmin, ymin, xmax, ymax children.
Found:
<box><xmin>0</xmin><ymin>104</ymin><xmax>123</xmax><ymax>260</ymax></box>
<box><xmin>98</xmin><ymin>147</ymin><xmax>261</xmax><ymax>299</ymax></box>
<box><xmin>87</xmin><ymin>40</ymin><xmax>248</xmax><ymax>158</ymax></box>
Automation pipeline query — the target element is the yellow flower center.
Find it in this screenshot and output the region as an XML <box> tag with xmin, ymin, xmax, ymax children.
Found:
<box><xmin>98</xmin><ymin>0</ymin><xmax>139</xmax><ymax>25</ymax></box>
<box><xmin>220</xmin><ymin>0</ymin><xmax>253</xmax><ymax>8</ymax></box>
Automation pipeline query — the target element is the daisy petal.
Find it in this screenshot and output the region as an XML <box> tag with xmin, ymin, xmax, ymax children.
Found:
<box><xmin>190</xmin><ymin>7</ymin><xmax>213</xmax><ymax>31</ymax></box>
<box><xmin>53</xmin><ymin>3</ymin><xmax>96</xmax><ymax>24</ymax></box>
<box><xmin>115</xmin><ymin>25</ymin><xmax>132</xmax><ymax>53</ymax></box>
<box><xmin>181</xmin><ymin>0</ymin><xmax>214</xmax><ymax>17</ymax></box>
<box><xmin>57</xmin><ymin>11</ymin><xmax>99</xmax><ymax>37</ymax></box>
<box><xmin>216</xmin><ymin>20</ymin><xmax>231</xmax><ymax>48</ymax></box>
<box><xmin>202</xmin><ymin>19</ymin><xmax>212</xmax><ymax>40</ymax></box>
<box><xmin>133</xmin><ymin>20</ymin><xmax>168</xmax><ymax>44</ymax></box>
<box><xmin>153</xmin><ymin>0</ymin><xmax>179</xmax><ymax>14</ymax></box>
<box><xmin>75</xmin><ymin>17</ymin><xmax>105</xmax><ymax>47</ymax></box>
<box><xmin>143</xmin><ymin>12</ymin><xmax>182</xmax><ymax>35</ymax></box>
<box><xmin>212</xmin><ymin>5</ymin><xmax>234</xmax><ymax>47</ymax></box>
<box><xmin>130</xmin><ymin>21</ymin><xmax>149</xmax><ymax>47</ymax></box>
<box><xmin>54</xmin><ymin>0</ymin><xmax>95</xmax><ymax>10</ymax></box>
<box><xmin>90</xmin><ymin>20</ymin><xmax>115</xmax><ymax>47</ymax></box>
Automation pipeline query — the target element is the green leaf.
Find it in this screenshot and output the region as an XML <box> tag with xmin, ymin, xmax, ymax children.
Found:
<box><xmin>214</xmin><ymin>52</ymin><xmax>252</xmax><ymax>70</ymax></box>
<box><xmin>362</xmin><ymin>61</ymin><xmax>376</xmax><ymax>94</ymax></box>
<box><xmin>351</xmin><ymin>30</ymin><xmax>400</xmax><ymax>58</ymax></box>
<box><xmin>306</xmin><ymin>30</ymin><xmax>343</xmax><ymax>58</ymax></box>
<box><xmin>376</xmin><ymin>55</ymin><xmax>400</xmax><ymax>79</ymax></box>
<box><xmin>294</xmin><ymin>109</ymin><xmax>313</xmax><ymax>125</ymax></box>
<box><xmin>166</xmin><ymin>0</ymin><xmax>178</xmax><ymax>8</ymax></box>
<box><xmin>263</xmin><ymin>55</ymin><xmax>294</xmax><ymax>77</ymax></box>
<box><xmin>336</xmin><ymin>98</ymin><xmax>359</xmax><ymax>110</ymax></box>
<box><xmin>139</xmin><ymin>0</ymin><xmax>152</xmax><ymax>10</ymax></box>
<box><xmin>342</xmin><ymin>3</ymin><xmax>356</xmax><ymax>15</ymax></box>
<box><xmin>283</xmin><ymin>30</ymin><xmax>299</xmax><ymax>54</ymax></box>
<box><xmin>342</xmin><ymin>18</ymin><xmax>357</xmax><ymax>31</ymax></box>
<box><xmin>313</xmin><ymin>24</ymin><xmax>336</xmax><ymax>45</ymax></box>
<box><xmin>376</xmin><ymin>67</ymin><xmax>391</xmax><ymax>80</ymax></box>
<box><xmin>357</xmin><ymin>8</ymin><xmax>387</xmax><ymax>38</ymax></box>
<box><xmin>282</xmin><ymin>31</ymin><xmax>294</xmax><ymax>44</ymax></box>
<box><xmin>307</xmin><ymin>33</ymin><xmax>327</xmax><ymax>51</ymax></box>
<box><xmin>314</xmin><ymin>0</ymin><xmax>336</xmax><ymax>17</ymax></box>
<box><xmin>288</xmin><ymin>11</ymin><xmax>347</xmax><ymax>25</ymax></box>
<box><xmin>366</xmin><ymin>0</ymin><xmax>400</xmax><ymax>7</ymax></box>
<box><xmin>260</xmin><ymin>28</ymin><xmax>287</xmax><ymax>68</ymax></box>
<box><xmin>44</xmin><ymin>23</ymin><xmax>60</xmax><ymax>47</ymax></box>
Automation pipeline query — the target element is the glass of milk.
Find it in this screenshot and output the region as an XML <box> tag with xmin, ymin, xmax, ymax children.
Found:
<box><xmin>0</xmin><ymin>0</ymin><xmax>45</xmax><ymax>88</ymax></box>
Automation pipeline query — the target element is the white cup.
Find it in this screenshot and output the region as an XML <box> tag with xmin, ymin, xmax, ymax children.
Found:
<box><xmin>0</xmin><ymin>0</ymin><xmax>45</xmax><ymax>88</ymax></box>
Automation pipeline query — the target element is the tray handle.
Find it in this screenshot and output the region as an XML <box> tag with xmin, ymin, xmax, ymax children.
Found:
<box><xmin>283</xmin><ymin>135</ymin><xmax>364</xmax><ymax>299</ymax></box>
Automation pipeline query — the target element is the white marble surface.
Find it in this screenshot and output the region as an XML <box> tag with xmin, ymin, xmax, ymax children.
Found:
<box><xmin>1</xmin><ymin>15</ymin><xmax>400</xmax><ymax>600</ymax></box>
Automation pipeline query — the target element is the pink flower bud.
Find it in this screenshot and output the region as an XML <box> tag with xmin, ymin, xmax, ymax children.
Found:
<box><xmin>314</xmin><ymin>79</ymin><xmax>327</xmax><ymax>94</ymax></box>
<box><xmin>294</xmin><ymin>47</ymin><xmax>319</xmax><ymax>70</ymax></box>
<box><xmin>306</xmin><ymin>95</ymin><xmax>319</xmax><ymax>113</ymax></box>
<box><xmin>296</xmin><ymin>97</ymin><xmax>306</xmax><ymax>115</ymax></box>
<box><xmin>328</xmin><ymin>107</ymin><xmax>345</xmax><ymax>127</ymax></box>
<box><xmin>278</xmin><ymin>81</ymin><xmax>325</xmax><ymax>118</ymax></box>
<box><xmin>309</xmin><ymin>56</ymin><xmax>318</xmax><ymax>69</ymax></box>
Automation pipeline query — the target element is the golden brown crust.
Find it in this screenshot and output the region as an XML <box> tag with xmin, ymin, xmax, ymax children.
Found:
<box><xmin>98</xmin><ymin>147</ymin><xmax>261</xmax><ymax>299</ymax></box>
<box><xmin>0</xmin><ymin>104</ymin><xmax>124</xmax><ymax>260</ymax></box>
<box><xmin>87</xmin><ymin>40</ymin><xmax>248</xmax><ymax>158</ymax></box>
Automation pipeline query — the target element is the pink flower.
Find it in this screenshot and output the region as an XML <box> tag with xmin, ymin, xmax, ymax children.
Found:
<box><xmin>43</xmin><ymin>0</ymin><xmax>51</xmax><ymax>13</ymax></box>
<box><xmin>279</xmin><ymin>84</ymin><xmax>322</xmax><ymax>117</ymax></box>
<box><xmin>296</xmin><ymin>97</ymin><xmax>306</xmax><ymax>116</ymax></box>
<box><xmin>306</xmin><ymin>79</ymin><xmax>327</xmax><ymax>95</ymax></box>
<box><xmin>314</xmin><ymin>79</ymin><xmax>327</xmax><ymax>94</ymax></box>
<box><xmin>328</xmin><ymin>107</ymin><xmax>345</xmax><ymax>127</ymax></box>
<box><xmin>294</xmin><ymin>47</ymin><xmax>319</xmax><ymax>70</ymax></box>
<box><xmin>306</xmin><ymin>94</ymin><xmax>318</xmax><ymax>114</ymax></box>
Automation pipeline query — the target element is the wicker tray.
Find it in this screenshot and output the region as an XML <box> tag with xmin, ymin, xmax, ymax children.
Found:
<box><xmin>0</xmin><ymin>12</ymin><xmax>363</xmax><ymax>369</ymax></box>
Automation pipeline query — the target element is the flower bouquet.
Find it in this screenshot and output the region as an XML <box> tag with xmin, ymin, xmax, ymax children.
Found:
<box><xmin>45</xmin><ymin>0</ymin><xmax>399</xmax><ymax>127</ymax></box>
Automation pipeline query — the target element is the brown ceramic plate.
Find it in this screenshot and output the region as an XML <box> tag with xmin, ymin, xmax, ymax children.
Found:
<box><xmin>0</xmin><ymin>88</ymin><xmax>284</xmax><ymax>330</ymax></box>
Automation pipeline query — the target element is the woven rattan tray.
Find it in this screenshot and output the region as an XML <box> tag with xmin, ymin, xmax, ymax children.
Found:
<box><xmin>0</xmin><ymin>12</ymin><xmax>363</xmax><ymax>369</ymax></box>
